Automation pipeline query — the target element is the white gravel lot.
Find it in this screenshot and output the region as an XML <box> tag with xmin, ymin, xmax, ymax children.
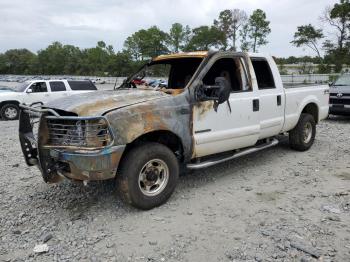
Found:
<box><xmin>0</xmin><ymin>115</ymin><xmax>349</xmax><ymax>262</ymax></box>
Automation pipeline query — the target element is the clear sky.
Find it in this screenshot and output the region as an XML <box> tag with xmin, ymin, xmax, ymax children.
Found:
<box><xmin>0</xmin><ymin>0</ymin><xmax>338</xmax><ymax>57</ymax></box>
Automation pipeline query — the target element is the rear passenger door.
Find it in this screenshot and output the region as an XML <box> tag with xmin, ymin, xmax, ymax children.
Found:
<box><xmin>49</xmin><ymin>81</ymin><xmax>69</xmax><ymax>101</ymax></box>
<box><xmin>251</xmin><ymin>57</ymin><xmax>284</xmax><ymax>139</ymax></box>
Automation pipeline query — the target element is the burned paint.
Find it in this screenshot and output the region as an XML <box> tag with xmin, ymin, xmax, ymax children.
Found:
<box><xmin>20</xmin><ymin>86</ymin><xmax>194</xmax><ymax>183</ymax></box>
<box><xmin>106</xmin><ymin>89</ymin><xmax>193</xmax><ymax>161</ymax></box>
<box><xmin>193</xmin><ymin>101</ymin><xmax>214</xmax><ymax>121</ymax></box>
<box><xmin>153</xmin><ymin>51</ymin><xmax>208</xmax><ymax>62</ymax></box>
<box><xmin>45</xmin><ymin>89</ymin><xmax>168</xmax><ymax>117</ymax></box>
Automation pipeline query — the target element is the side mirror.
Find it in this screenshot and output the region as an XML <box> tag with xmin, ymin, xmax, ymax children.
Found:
<box><xmin>26</xmin><ymin>88</ymin><xmax>33</xmax><ymax>93</ymax></box>
<box><xmin>328</xmin><ymin>82</ymin><xmax>333</xmax><ymax>87</ymax></box>
<box><xmin>214</xmin><ymin>77</ymin><xmax>231</xmax><ymax>105</ymax></box>
<box><xmin>195</xmin><ymin>77</ymin><xmax>231</xmax><ymax>105</ymax></box>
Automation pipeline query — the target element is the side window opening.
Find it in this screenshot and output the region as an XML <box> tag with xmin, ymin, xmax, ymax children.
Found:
<box><xmin>251</xmin><ymin>58</ymin><xmax>275</xmax><ymax>89</ymax></box>
<box><xmin>203</xmin><ymin>57</ymin><xmax>249</xmax><ymax>92</ymax></box>
<box><xmin>50</xmin><ymin>81</ymin><xmax>66</xmax><ymax>92</ymax></box>
<box><xmin>68</xmin><ymin>81</ymin><xmax>97</xmax><ymax>91</ymax></box>
<box><xmin>31</xmin><ymin>82</ymin><xmax>47</xmax><ymax>93</ymax></box>
<box><xmin>168</xmin><ymin>58</ymin><xmax>202</xmax><ymax>89</ymax></box>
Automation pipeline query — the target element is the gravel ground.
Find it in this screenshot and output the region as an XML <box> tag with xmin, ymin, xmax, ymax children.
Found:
<box><xmin>0</xmin><ymin>116</ymin><xmax>349</xmax><ymax>262</ymax></box>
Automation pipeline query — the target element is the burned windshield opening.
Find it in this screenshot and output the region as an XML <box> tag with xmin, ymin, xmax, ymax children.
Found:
<box><xmin>122</xmin><ymin>57</ymin><xmax>203</xmax><ymax>90</ymax></box>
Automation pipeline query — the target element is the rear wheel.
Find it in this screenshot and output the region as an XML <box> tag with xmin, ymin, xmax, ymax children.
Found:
<box><xmin>1</xmin><ymin>103</ymin><xmax>19</xmax><ymax>120</ymax></box>
<box><xmin>117</xmin><ymin>142</ymin><xmax>179</xmax><ymax>210</ymax></box>
<box><xmin>289</xmin><ymin>113</ymin><xmax>316</xmax><ymax>151</ymax></box>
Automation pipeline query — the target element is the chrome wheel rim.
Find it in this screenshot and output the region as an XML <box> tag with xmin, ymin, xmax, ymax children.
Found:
<box><xmin>303</xmin><ymin>122</ymin><xmax>312</xmax><ymax>144</ymax></box>
<box><xmin>4</xmin><ymin>107</ymin><xmax>17</xmax><ymax>119</ymax></box>
<box><xmin>138</xmin><ymin>159</ymin><xmax>169</xmax><ymax>197</ymax></box>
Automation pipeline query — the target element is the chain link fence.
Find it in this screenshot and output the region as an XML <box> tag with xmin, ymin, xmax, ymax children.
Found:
<box><xmin>0</xmin><ymin>73</ymin><xmax>342</xmax><ymax>86</ymax></box>
<box><xmin>280</xmin><ymin>74</ymin><xmax>340</xmax><ymax>85</ymax></box>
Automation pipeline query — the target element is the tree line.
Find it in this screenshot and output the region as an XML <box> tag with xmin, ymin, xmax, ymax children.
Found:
<box><xmin>291</xmin><ymin>0</ymin><xmax>350</xmax><ymax>72</ymax></box>
<box><xmin>0</xmin><ymin>0</ymin><xmax>349</xmax><ymax>76</ymax></box>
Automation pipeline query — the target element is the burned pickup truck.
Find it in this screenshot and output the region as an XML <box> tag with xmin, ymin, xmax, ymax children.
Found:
<box><xmin>19</xmin><ymin>51</ymin><xmax>329</xmax><ymax>209</ymax></box>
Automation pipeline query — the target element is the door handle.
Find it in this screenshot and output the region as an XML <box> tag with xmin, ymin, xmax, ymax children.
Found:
<box><xmin>277</xmin><ymin>95</ymin><xmax>282</xmax><ymax>106</ymax></box>
<box><xmin>253</xmin><ymin>99</ymin><xmax>259</xmax><ymax>112</ymax></box>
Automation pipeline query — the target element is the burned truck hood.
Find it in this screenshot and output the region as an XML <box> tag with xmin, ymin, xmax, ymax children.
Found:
<box><xmin>45</xmin><ymin>89</ymin><xmax>168</xmax><ymax>116</ymax></box>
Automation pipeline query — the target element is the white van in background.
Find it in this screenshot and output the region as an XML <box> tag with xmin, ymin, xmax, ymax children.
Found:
<box><xmin>0</xmin><ymin>80</ymin><xmax>97</xmax><ymax>120</ymax></box>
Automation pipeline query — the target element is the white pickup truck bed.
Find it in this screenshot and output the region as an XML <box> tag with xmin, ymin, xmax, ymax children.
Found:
<box><xmin>283</xmin><ymin>84</ymin><xmax>329</xmax><ymax>132</ymax></box>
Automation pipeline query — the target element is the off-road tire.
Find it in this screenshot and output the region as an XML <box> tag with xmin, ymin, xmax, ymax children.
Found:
<box><xmin>1</xmin><ymin>103</ymin><xmax>19</xmax><ymax>120</ymax></box>
<box><xmin>117</xmin><ymin>142</ymin><xmax>179</xmax><ymax>210</ymax></box>
<box><xmin>289</xmin><ymin>113</ymin><xmax>316</xmax><ymax>151</ymax></box>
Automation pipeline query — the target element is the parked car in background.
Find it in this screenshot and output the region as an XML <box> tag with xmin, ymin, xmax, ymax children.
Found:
<box><xmin>0</xmin><ymin>80</ymin><xmax>97</xmax><ymax>120</ymax></box>
<box><xmin>19</xmin><ymin>51</ymin><xmax>329</xmax><ymax>209</ymax></box>
<box><xmin>146</xmin><ymin>79</ymin><xmax>168</xmax><ymax>88</ymax></box>
<box><xmin>0</xmin><ymin>86</ymin><xmax>14</xmax><ymax>92</ymax></box>
<box><xmin>329</xmin><ymin>74</ymin><xmax>350</xmax><ymax>115</ymax></box>
<box><xmin>131</xmin><ymin>78</ymin><xmax>146</xmax><ymax>86</ymax></box>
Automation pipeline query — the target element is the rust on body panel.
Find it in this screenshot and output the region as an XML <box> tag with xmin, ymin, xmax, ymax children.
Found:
<box><xmin>153</xmin><ymin>51</ymin><xmax>208</xmax><ymax>61</ymax></box>
<box><xmin>45</xmin><ymin>89</ymin><xmax>168</xmax><ymax>117</ymax></box>
<box><xmin>106</xmin><ymin>90</ymin><xmax>194</xmax><ymax>161</ymax></box>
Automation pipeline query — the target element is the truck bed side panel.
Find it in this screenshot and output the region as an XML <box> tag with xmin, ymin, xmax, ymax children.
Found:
<box><xmin>283</xmin><ymin>85</ymin><xmax>329</xmax><ymax>132</ymax></box>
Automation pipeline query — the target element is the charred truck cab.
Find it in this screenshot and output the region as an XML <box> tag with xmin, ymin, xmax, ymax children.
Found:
<box><xmin>19</xmin><ymin>51</ymin><xmax>329</xmax><ymax>210</ymax></box>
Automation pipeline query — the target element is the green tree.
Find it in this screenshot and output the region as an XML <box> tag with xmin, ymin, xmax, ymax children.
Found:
<box><xmin>322</xmin><ymin>0</ymin><xmax>350</xmax><ymax>50</ymax></box>
<box><xmin>291</xmin><ymin>24</ymin><xmax>324</xmax><ymax>58</ymax></box>
<box><xmin>240</xmin><ymin>24</ymin><xmax>250</xmax><ymax>51</ymax></box>
<box><xmin>214</xmin><ymin>9</ymin><xmax>247</xmax><ymax>51</ymax></box>
<box><xmin>321</xmin><ymin>0</ymin><xmax>350</xmax><ymax>71</ymax></box>
<box><xmin>37</xmin><ymin>42</ymin><xmax>83</xmax><ymax>75</ymax></box>
<box><xmin>168</xmin><ymin>23</ymin><xmax>191</xmax><ymax>52</ymax></box>
<box><xmin>1</xmin><ymin>49</ymin><xmax>37</xmax><ymax>74</ymax></box>
<box><xmin>0</xmin><ymin>53</ymin><xmax>7</xmax><ymax>73</ymax></box>
<box><xmin>240</xmin><ymin>9</ymin><xmax>271</xmax><ymax>52</ymax></box>
<box><xmin>187</xmin><ymin>26</ymin><xmax>225</xmax><ymax>51</ymax></box>
<box><xmin>80</xmin><ymin>41</ymin><xmax>111</xmax><ymax>75</ymax></box>
<box><xmin>107</xmin><ymin>51</ymin><xmax>139</xmax><ymax>76</ymax></box>
<box><xmin>124</xmin><ymin>26</ymin><xmax>169</xmax><ymax>60</ymax></box>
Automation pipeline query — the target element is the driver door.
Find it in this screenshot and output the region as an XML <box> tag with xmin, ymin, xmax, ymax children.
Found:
<box><xmin>193</xmin><ymin>55</ymin><xmax>260</xmax><ymax>157</ymax></box>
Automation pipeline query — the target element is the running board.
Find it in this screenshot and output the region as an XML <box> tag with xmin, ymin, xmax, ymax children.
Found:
<box><xmin>187</xmin><ymin>138</ymin><xmax>279</xmax><ymax>170</ymax></box>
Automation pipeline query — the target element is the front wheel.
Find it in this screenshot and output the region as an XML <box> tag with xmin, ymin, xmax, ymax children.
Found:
<box><xmin>117</xmin><ymin>142</ymin><xmax>179</xmax><ymax>210</ymax></box>
<box><xmin>289</xmin><ymin>113</ymin><xmax>316</xmax><ymax>151</ymax></box>
<box><xmin>1</xmin><ymin>103</ymin><xmax>19</xmax><ymax>120</ymax></box>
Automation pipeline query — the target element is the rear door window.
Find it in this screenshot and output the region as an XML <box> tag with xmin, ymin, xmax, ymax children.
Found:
<box><xmin>68</xmin><ymin>81</ymin><xmax>97</xmax><ymax>91</ymax></box>
<box><xmin>50</xmin><ymin>81</ymin><xmax>66</xmax><ymax>92</ymax></box>
<box><xmin>251</xmin><ymin>58</ymin><xmax>275</xmax><ymax>89</ymax></box>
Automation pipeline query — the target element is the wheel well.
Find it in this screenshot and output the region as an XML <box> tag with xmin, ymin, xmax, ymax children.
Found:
<box><xmin>0</xmin><ymin>100</ymin><xmax>20</xmax><ymax>111</ymax></box>
<box><xmin>302</xmin><ymin>103</ymin><xmax>318</xmax><ymax>123</ymax></box>
<box><xmin>123</xmin><ymin>130</ymin><xmax>184</xmax><ymax>162</ymax></box>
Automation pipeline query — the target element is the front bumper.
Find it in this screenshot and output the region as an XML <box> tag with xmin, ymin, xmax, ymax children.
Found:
<box><xmin>48</xmin><ymin>145</ymin><xmax>125</xmax><ymax>181</ymax></box>
<box><xmin>329</xmin><ymin>104</ymin><xmax>350</xmax><ymax>115</ymax></box>
<box><xmin>19</xmin><ymin>105</ymin><xmax>125</xmax><ymax>183</ymax></box>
